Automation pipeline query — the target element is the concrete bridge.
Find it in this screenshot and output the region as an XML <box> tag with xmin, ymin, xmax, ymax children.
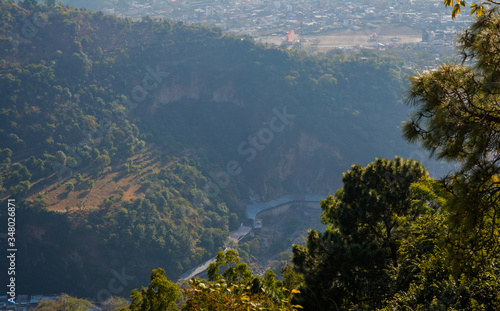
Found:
<box><xmin>246</xmin><ymin>194</ymin><xmax>328</xmax><ymax>226</ymax></box>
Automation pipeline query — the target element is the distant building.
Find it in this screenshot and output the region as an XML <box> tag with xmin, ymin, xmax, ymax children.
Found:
<box><xmin>17</xmin><ymin>295</ymin><xmax>29</xmax><ymax>306</ymax></box>
<box><xmin>29</xmin><ymin>295</ymin><xmax>43</xmax><ymax>306</ymax></box>
<box><xmin>282</xmin><ymin>29</ymin><xmax>299</xmax><ymax>45</ymax></box>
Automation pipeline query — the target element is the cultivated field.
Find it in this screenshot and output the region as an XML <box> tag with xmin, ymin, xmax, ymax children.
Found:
<box><xmin>256</xmin><ymin>25</ymin><xmax>422</xmax><ymax>51</ymax></box>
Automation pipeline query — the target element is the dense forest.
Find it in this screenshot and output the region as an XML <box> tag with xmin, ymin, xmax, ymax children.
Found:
<box><xmin>0</xmin><ymin>0</ymin><xmax>426</xmax><ymax>298</ymax></box>
<box><xmin>4</xmin><ymin>0</ymin><xmax>499</xmax><ymax>310</ymax></box>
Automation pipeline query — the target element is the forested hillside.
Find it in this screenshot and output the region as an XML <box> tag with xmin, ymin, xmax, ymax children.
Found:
<box><xmin>1</xmin><ymin>0</ymin><xmax>421</xmax><ymax>297</ymax></box>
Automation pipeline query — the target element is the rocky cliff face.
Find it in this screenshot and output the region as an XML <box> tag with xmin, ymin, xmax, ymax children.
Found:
<box><xmin>249</xmin><ymin>133</ymin><xmax>344</xmax><ymax>199</ymax></box>
<box><xmin>145</xmin><ymin>72</ymin><xmax>345</xmax><ymax>201</ymax></box>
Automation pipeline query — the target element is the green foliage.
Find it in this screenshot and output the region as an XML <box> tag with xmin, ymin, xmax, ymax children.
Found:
<box><xmin>96</xmin><ymin>154</ymin><xmax>111</xmax><ymax>172</ymax></box>
<box><xmin>280</xmin><ymin>264</ymin><xmax>304</xmax><ymax>293</ymax></box>
<box><xmin>21</xmin><ymin>0</ymin><xmax>38</xmax><ymax>10</ymax></box>
<box><xmin>101</xmin><ymin>297</ymin><xmax>130</xmax><ymax>311</ymax></box>
<box><xmin>292</xmin><ymin>157</ymin><xmax>428</xmax><ymax>310</ymax></box>
<box><xmin>85</xmin><ymin>179</ymin><xmax>94</xmax><ymax>189</ymax></box>
<box><xmin>403</xmin><ymin>8</ymin><xmax>500</xmax><ymax>275</ymax></box>
<box><xmin>9</xmin><ymin>180</ymin><xmax>31</xmax><ymax>196</ymax></box>
<box><xmin>103</xmin><ymin>195</ymin><xmax>115</xmax><ymax>208</ymax></box>
<box><xmin>184</xmin><ymin>250</ymin><xmax>302</xmax><ymax>311</ymax></box>
<box><xmin>35</xmin><ymin>294</ymin><xmax>95</xmax><ymax>310</ymax></box>
<box><xmin>183</xmin><ymin>279</ymin><xmax>302</xmax><ymax>311</ymax></box>
<box><xmin>56</xmin><ymin>151</ymin><xmax>67</xmax><ymax>166</ymax></box>
<box><xmin>45</xmin><ymin>0</ymin><xmax>56</xmax><ymax>7</ymax></box>
<box><xmin>127</xmin><ymin>268</ymin><xmax>180</xmax><ymax>311</ymax></box>
<box><xmin>382</xmin><ymin>211</ymin><xmax>500</xmax><ymax>310</ymax></box>
<box><xmin>322</xmin><ymin>157</ymin><xmax>428</xmax><ymax>267</ymax></box>
<box><xmin>207</xmin><ymin>250</ymin><xmax>253</xmax><ymax>286</ymax></box>
<box><xmin>75</xmin><ymin>173</ymin><xmax>83</xmax><ymax>182</ymax></box>
<box><xmin>1</xmin><ymin>148</ymin><xmax>12</xmax><ymax>163</ymax></box>
<box><xmin>291</xmin><ymin>156</ymin><xmax>500</xmax><ymax>310</ymax></box>
<box><xmin>66</xmin><ymin>157</ymin><xmax>78</xmax><ymax>167</ymax></box>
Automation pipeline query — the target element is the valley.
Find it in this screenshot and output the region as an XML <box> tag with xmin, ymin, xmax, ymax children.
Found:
<box><xmin>0</xmin><ymin>0</ymin><xmax>460</xmax><ymax>306</ymax></box>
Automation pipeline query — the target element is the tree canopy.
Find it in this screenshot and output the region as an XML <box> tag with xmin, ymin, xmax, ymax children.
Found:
<box><xmin>126</xmin><ymin>268</ymin><xmax>180</xmax><ymax>311</ymax></box>
<box><xmin>292</xmin><ymin>157</ymin><xmax>430</xmax><ymax>310</ymax></box>
<box><xmin>403</xmin><ymin>8</ymin><xmax>500</xmax><ymax>273</ymax></box>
